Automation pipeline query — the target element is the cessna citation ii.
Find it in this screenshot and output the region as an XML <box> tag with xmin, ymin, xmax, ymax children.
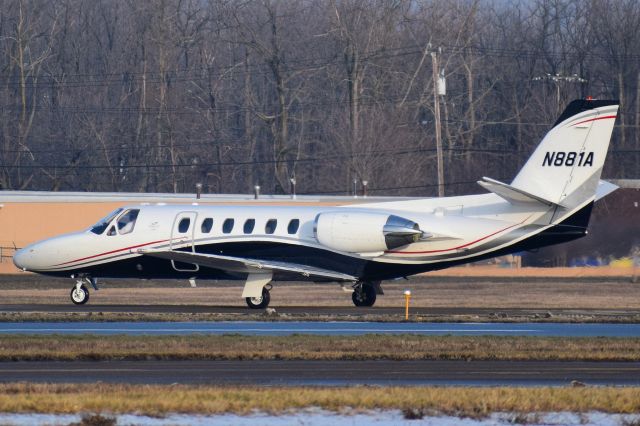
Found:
<box><xmin>14</xmin><ymin>99</ymin><xmax>619</xmax><ymax>309</ymax></box>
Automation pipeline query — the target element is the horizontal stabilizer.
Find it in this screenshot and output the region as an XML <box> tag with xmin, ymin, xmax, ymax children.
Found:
<box><xmin>595</xmin><ymin>180</ymin><xmax>618</xmax><ymax>201</ymax></box>
<box><xmin>137</xmin><ymin>248</ymin><xmax>358</xmax><ymax>282</ymax></box>
<box><xmin>478</xmin><ymin>177</ymin><xmax>559</xmax><ymax>207</ymax></box>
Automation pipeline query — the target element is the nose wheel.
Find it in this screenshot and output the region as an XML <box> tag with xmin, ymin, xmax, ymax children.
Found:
<box><xmin>70</xmin><ymin>282</ymin><xmax>89</xmax><ymax>305</ymax></box>
<box><xmin>70</xmin><ymin>277</ymin><xmax>97</xmax><ymax>305</ymax></box>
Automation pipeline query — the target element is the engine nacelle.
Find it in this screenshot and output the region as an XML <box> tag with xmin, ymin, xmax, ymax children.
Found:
<box><xmin>314</xmin><ymin>211</ymin><xmax>422</xmax><ymax>253</ymax></box>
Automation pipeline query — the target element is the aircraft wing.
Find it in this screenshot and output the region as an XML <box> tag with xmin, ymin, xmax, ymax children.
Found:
<box><xmin>136</xmin><ymin>248</ymin><xmax>358</xmax><ymax>282</ymax></box>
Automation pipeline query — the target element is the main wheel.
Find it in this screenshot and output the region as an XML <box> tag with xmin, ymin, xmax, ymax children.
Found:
<box><xmin>352</xmin><ymin>284</ymin><xmax>376</xmax><ymax>307</ymax></box>
<box><xmin>70</xmin><ymin>284</ymin><xmax>89</xmax><ymax>305</ymax></box>
<box><xmin>246</xmin><ymin>287</ymin><xmax>270</xmax><ymax>309</ymax></box>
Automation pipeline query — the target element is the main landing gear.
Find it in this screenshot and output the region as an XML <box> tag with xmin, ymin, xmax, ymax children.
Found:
<box><xmin>246</xmin><ymin>285</ymin><xmax>271</xmax><ymax>309</ymax></box>
<box><xmin>70</xmin><ymin>277</ymin><xmax>98</xmax><ymax>305</ymax></box>
<box><xmin>351</xmin><ymin>281</ymin><xmax>382</xmax><ymax>307</ymax></box>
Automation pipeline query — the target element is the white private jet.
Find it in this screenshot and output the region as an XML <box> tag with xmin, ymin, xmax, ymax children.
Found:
<box><xmin>14</xmin><ymin>99</ymin><xmax>619</xmax><ymax>309</ymax></box>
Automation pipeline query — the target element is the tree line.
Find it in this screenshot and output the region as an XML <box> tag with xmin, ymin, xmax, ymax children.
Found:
<box><xmin>1</xmin><ymin>0</ymin><xmax>639</xmax><ymax>196</ymax></box>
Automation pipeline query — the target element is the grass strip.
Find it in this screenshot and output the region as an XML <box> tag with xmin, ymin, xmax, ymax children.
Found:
<box><xmin>3</xmin><ymin>312</ymin><xmax>640</xmax><ymax>323</ymax></box>
<box><xmin>1</xmin><ymin>335</ymin><xmax>640</xmax><ymax>361</ymax></box>
<box><xmin>0</xmin><ymin>383</ymin><xmax>639</xmax><ymax>416</ymax></box>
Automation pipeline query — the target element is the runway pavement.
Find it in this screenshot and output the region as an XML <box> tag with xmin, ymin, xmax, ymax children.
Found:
<box><xmin>1</xmin><ymin>360</ymin><xmax>639</xmax><ymax>386</ymax></box>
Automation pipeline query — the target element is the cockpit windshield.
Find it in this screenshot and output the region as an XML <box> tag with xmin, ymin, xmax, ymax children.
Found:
<box><xmin>89</xmin><ymin>208</ymin><xmax>124</xmax><ymax>235</ymax></box>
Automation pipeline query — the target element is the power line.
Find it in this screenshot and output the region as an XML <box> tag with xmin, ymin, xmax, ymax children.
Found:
<box><xmin>297</xmin><ymin>179</ymin><xmax>487</xmax><ymax>195</ymax></box>
<box><xmin>3</xmin><ymin>40</ymin><xmax>639</xmax><ymax>90</ymax></box>
<box><xmin>0</xmin><ymin>148</ymin><xmax>636</xmax><ymax>171</ymax></box>
<box><xmin>0</xmin><ymin>147</ymin><xmax>509</xmax><ymax>170</ymax></box>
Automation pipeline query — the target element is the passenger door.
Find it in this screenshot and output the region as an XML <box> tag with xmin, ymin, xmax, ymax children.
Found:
<box><xmin>170</xmin><ymin>211</ymin><xmax>199</xmax><ymax>272</ymax></box>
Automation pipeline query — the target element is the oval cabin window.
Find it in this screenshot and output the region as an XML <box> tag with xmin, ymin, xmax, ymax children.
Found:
<box><xmin>265</xmin><ymin>219</ymin><xmax>277</xmax><ymax>234</ymax></box>
<box><xmin>287</xmin><ymin>219</ymin><xmax>300</xmax><ymax>234</ymax></box>
<box><xmin>223</xmin><ymin>218</ymin><xmax>234</xmax><ymax>234</ymax></box>
<box><xmin>244</xmin><ymin>219</ymin><xmax>256</xmax><ymax>234</ymax></box>
<box><xmin>178</xmin><ymin>218</ymin><xmax>191</xmax><ymax>233</ymax></box>
<box><xmin>201</xmin><ymin>218</ymin><xmax>213</xmax><ymax>233</ymax></box>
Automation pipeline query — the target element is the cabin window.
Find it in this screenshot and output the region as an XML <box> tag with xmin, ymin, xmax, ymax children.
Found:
<box><xmin>201</xmin><ymin>218</ymin><xmax>213</xmax><ymax>233</ymax></box>
<box><xmin>117</xmin><ymin>209</ymin><xmax>140</xmax><ymax>235</ymax></box>
<box><xmin>90</xmin><ymin>208</ymin><xmax>123</xmax><ymax>235</ymax></box>
<box><xmin>287</xmin><ymin>219</ymin><xmax>300</xmax><ymax>234</ymax></box>
<box><xmin>178</xmin><ymin>218</ymin><xmax>191</xmax><ymax>233</ymax></box>
<box><xmin>265</xmin><ymin>219</ymin><xmax>277</xmax><ymax>234</ymax></box>
<box><xmin>244</xmin><ymin>219</ymin><xmax>255</xmax><ymax>234</ymax></box>
<box><xmin>223</xmin><ymin>218</ymin><xmax>234</xmax><ymax>234</ymax></box>
<box><xmin>107</xmin><ymin>225</ymin><xmax>117</xmax><ymax>236</ymax></box>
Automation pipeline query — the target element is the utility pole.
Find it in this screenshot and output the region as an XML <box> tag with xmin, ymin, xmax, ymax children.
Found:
<box><xmin>431</xmin><ymin>49</ymin><xmax>445</xmax><ymax>197</ymax></box>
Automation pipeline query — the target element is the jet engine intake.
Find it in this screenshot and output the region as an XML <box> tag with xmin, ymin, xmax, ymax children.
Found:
<box><xmin>314</xmin><ymin>212</ymin><xmax>422</xmax><ymax>253</ymax></box>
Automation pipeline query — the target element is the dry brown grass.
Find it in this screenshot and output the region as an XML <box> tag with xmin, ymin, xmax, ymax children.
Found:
<box><xmin>3</xmin><ymin>310</ymin><xmax>640</xmax><ymax>323</ymax></box>
<box><xmin>0</xmin><ymin>383</ymin><xmax>639</xmax><ymax>415</ymax></box>
<box><xmin>1</xmin><ymin>334</ymin><xmax>639</xmax><ymax>361</ymax></box>
<box><xmin>429</xmin><ymin>265</ymin><xmax>637</xmax><ymax>278</ymax></box>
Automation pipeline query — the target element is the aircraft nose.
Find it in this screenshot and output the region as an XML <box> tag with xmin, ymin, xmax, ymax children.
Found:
<box><xmin>12</xmin><ymin>247</ymin><xmax>34</xmax><ymax>271</ymax></box>
<box><xmin>13</xmin><ymin>233</ymin><xmax>86</xmax><ymax>272</ymax></box>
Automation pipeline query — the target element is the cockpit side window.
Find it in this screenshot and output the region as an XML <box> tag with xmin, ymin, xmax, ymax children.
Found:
<box><xmin>90</xmin><ymin>208</ymin><xmax>124</xmax><ymax>235</ymax></box>
<box><xmin>116</xmin><ymin>209</ymin><xmax>140</xmax><ymax>235</ymax></box>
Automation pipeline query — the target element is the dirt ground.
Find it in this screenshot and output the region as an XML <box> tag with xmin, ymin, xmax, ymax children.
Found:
<box><xmin>1</xmin><ymin>273</ymin><xmax>639</xmax><ymax>310</ymax></box>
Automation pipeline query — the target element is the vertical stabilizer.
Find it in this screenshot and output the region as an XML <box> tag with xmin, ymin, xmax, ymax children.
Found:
<box><xmin>510</xmin><ymin>99</ymin><xmax>618</xmax><ymax>208</ymax></box>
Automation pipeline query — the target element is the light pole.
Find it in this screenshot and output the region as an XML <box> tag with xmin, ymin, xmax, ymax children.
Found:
<box><xmin>533</xmin><ymin>73</ymin><xmax>587</xmax><ymax>113</ymax></box>
<box><xmin>362</xmin><ymin>180</ymin><xmax>368</xmax><ymax>198</ymax></box>
<box><xmin>290</xmin><ymin>177</ymin><xmax>297</xmax><ymax>199</ymax></box>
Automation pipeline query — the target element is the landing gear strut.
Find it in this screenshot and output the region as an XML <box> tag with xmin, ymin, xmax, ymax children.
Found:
<box><xmin>246</xmin><ymin>286</ymin><xmax>271</xmax><ymax>309</ymax></box>
<box><xmin>352</xmin><ymin>282</ymin><xmax>378</xmax><ymax>307</ymax></box>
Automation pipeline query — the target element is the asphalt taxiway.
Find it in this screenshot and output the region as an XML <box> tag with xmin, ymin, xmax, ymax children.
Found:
<box><xmin>1</xmin><ymin>360</ymin><xmax>638</xmax><ymax>386</ymax></box>
<box><xmin>2</xmin><ymin>320</ymin><xmax>640</xmax><ymax>337</ymax></box>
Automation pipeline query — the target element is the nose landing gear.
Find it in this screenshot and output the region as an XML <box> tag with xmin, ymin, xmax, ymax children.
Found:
<box><xmin>70</xmin><ymin>277</ymin><xmax>97</xmax><ymax>305</ymax></box>
<box><xmin>71</xmin><ymin>281</ymin><xmax>89</xmax><ymax>305</ymax></box>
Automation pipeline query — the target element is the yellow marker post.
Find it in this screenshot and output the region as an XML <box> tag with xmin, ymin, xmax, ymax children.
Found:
<box><xmin>404</xmin><ymin>290</ymin><xmax>412</xmax><ymax>320</ymax></box>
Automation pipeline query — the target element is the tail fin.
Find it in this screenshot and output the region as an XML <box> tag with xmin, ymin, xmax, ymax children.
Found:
<box><xmin>510</xmin><ymin>99</ymin><xmax>618</xmax><ymax>208</ymax></box>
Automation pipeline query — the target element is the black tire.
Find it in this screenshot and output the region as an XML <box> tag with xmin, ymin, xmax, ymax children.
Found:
<box><xmin>352</xmin><ymin>284</ymin><xmax>376</xmax><ymax>307</ymax></box>
<box><xmin>70</xmin><ymin>284</ymin><xmax>89</xmax><ymax>305</ymax></box>
<box><xmin>246</xmin><ymin>287</ymin><xmax>270</xmax><ymax>309</ymax></box>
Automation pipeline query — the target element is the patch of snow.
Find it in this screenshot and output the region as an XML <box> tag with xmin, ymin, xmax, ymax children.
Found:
<box><xmin>0</xmin><ymin>410</ymin><xmax>638</xmax><ymax>426</ymax></box>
